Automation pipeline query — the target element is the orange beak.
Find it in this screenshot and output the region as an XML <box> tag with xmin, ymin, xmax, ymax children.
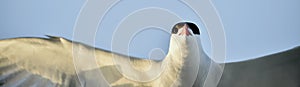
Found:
<box><xmin>179</xmin><ymin>24</ymin><xmax>191</xmax><ymax>36</ymax></box>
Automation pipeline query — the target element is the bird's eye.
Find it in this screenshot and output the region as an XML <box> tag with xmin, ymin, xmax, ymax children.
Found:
<box><xmin>172</xmin><ymin>23</ymin><xmax>184</xmax><ymax>34</ymax></box>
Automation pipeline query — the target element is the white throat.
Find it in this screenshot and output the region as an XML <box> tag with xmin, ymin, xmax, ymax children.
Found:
<box><xmin>157</xmin><ymin>34</ymin><xmax>201</xmax><ymax>87</ymax></box>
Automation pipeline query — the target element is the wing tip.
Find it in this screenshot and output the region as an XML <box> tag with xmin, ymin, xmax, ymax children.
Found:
<box><xmin>45</xmin><ymin>35</ymin><xmax>62</xmax><ymax>39</ymax></box>
<box><xmin>45</xmin><ymin>35</ymin><xmax>70</xmax><ymax>42</ymax></box>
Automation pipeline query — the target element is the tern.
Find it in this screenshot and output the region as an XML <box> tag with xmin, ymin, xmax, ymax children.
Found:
<box><xmin>0</xmin><ymin>22</ymin><xmax>299</xmax><ymax>87</ymax></box>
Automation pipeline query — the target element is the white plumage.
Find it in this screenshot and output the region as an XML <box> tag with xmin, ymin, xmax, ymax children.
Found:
<box><xmin>1</xmin><ymin>22</ymin><xmax>298</xmax><ymax>87</ymax></box>
<box><xmin>0</xmin><ymin>22</ymin><xmax>210</xmax><ymax>87</ymax></box>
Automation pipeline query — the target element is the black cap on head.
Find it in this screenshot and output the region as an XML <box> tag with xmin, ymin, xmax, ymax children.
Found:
<box><xmin>172</xmin><ymin>22</ymin><xmax>200</xmax><ymax>35</ymax></box>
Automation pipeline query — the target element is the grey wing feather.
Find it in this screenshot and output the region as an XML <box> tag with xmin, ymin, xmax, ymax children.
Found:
<box><xmin>218</xmin><ymin>47</ymin><xmax>300</xmax><ymax>87</ymax></box>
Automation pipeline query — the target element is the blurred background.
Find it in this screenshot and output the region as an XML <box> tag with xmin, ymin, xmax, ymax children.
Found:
<box><xmin>0</xmin><ymin>0</ymin><xmax>299</xmax><ymax>62</ymax></box>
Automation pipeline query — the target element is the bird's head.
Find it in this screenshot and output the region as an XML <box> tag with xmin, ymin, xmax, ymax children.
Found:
<box><xmin>171</xmin><ymin>22</ymin><xmax>200</xmax><ymax>36</ymax></box>
<box><xmin>168</xmin><ymin>22</ymin><xmax>200</xmax><ymax>57</ymax></box>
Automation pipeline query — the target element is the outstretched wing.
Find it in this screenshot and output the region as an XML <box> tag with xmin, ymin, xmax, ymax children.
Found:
<box><xmin>0</xmin><ymin>36</ymin><xmax>159</xmax><ymax>87</ymax></box>
<box><xmin>218</xmin><ymin>47</ymin><xmax>300</xmax><ymax>87</ymax></box>
<box><xmin>0</xmin><ymin>36</ymin><xmax>127</xmax><ymax>87</ymax></box>
<box><xmin>0</xmin><ymin>36</ymin><xmax>83</xmax><ymax>87</ymax></box>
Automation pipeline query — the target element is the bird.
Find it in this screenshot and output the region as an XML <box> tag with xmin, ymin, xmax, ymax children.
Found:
<box><xmin>0</xmin><ymin>22</ymin><xmax>209</xmax><ymax>87</ymax></box>
<box><xmin>0</xmin><ymin>22</ymin><xmax>299</xmax><ymax>87</ymax></box>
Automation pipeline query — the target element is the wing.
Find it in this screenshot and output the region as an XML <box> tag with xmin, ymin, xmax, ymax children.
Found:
<box><xmin>0</xmin><ymin>36</ymin><xmax>82</xmax><ymax>87</ymax></box>
<box><xmin>0</xmin><ymin>36</ymin><xmax>125</xmax><ymax>87</ymax></box>
<box><xmin>218</xmin><ymin>47</ymin><xmax>300</xmax><ymax>87</ymax></box>
<box><xmin>0</xmin><ymin>36</ymin><xmax>159</xmax><ymax>87</ymax></box>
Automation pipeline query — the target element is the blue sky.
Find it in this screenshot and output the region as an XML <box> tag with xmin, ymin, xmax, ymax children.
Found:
<box><xmin>0</xmin><ymin>0</ymin><xmax>299</xmax><ymax>62</ymax></box>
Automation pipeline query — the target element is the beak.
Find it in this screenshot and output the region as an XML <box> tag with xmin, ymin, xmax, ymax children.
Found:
<box><xmin>179</xmin><ymin>24</ymin><xmax>191</xmax><ymax>36</ymax></box>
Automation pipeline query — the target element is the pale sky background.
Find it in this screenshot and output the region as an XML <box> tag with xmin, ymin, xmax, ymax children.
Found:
<box><xmin>0</xmin><ymin>0</ymin><xmax>299</xmax><ymax>62</ymax></box>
